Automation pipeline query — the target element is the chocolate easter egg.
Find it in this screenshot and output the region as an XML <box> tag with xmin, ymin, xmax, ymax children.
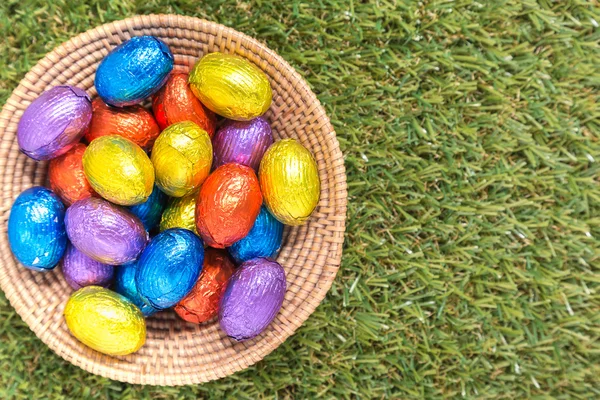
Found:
<box><xmin>175</xmin><ymin>248</ymin><xmax>235</xmax><ymax>324</ymax></box>
<box><xmin>128</xmin><ymin>185</ymin><xmax>168</xmax><ymax>231</ymax></box>
<box><xmin>17</xmin><ymin>86</ymin><xmax>91</xmax><ymax>160</ymax></box>
<box><xmin>151</xmin><ymin>121</ymin><xmax>212</xmax><ymax>197</ymax></box>
<box><xmin>136</xmin><ymin>228</ymin><xmax>204</xmax><ymax>309</ymax></box>
<box><xmin>83</xmin><ymin>135</ymin><xmax>154</xmax><ymax>205</ymax></box>
<box><xmin>61</xmin><ymin>243</ymin><xmax>114</xmax><ymax>290</ymax></box>
<box><xmin>65</xmin><ymin>197</ymin><xmax>147</xmax><ymax>264</ymax></box>
<box><xmin>259</xmin><ymin>139</ymin><xmax>320</xmax><ymax>225</ymax></box>
<box><xmin>85</xmin><ymin>98</ymin><xmax>160</xmax><ymax>151</ymax></box>
<box><xmin>48</xmin><ymin>143</ymin><xmax>96</xmax><ymax>206</ymax></box>
<box><xmin>188</xmin><ymin>53</ymin><xmax>272</xmax><ymax>121</ymax></box>
<box><xmin>152</xmin><ymin>73</ymin><xmax>217</xmax><ymax>136</ymax></box>
<box><xmin>219</xmin><ymin>258</ymin><xmax>286</xmax><ymax>341</ymax></box>
<box><xmin>229</xmin><ymin>206</ymin><xmax>283</xmax><ymax>264</ymax></box>
<box><xmin>159</xmin><ymin>192</ymin><xmax>198</xmax><ymax>234</ymax></box>
<box><xmin>212</xmin><ymin>117</ymin><xmax>273</xmax><ymax>171</ymax></box>
<box><xmin>8</xmin><ymin>187</ymin><xmax>67</xmax><ymax>271</ymax></box>
<box><xmin>196</xmin><ymin>164</ymin><xmax>262</xmax><ymax>248</ymax></box>
<box><xmin>95</xmin><ymin>36</ymin><xmax>173</xmax><ymax>107</ymax></box>
<box><xmin>113</xmin><ymin>262</ymin><xmax>159</xmax><ymax>317</ymax></box>
<box><xmin>64</xmin><ymin>286</ymin><xmax>146</xmax><ymax>355</ymax></box>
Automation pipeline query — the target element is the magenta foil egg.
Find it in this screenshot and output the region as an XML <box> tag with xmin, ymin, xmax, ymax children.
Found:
<box><xmin>212</xmin><ymin>117</ymin><xmax>273</xmax><ymax>171</ymax></box>
<box><xmin>61</xmin><ymin>243</ymin><xmax>114</xmax><ymax>290</ymax></box>
<box><xmin>17</xmin><ymin>86</ymin><xmax>92</xmax><ymax>160</ymax></box>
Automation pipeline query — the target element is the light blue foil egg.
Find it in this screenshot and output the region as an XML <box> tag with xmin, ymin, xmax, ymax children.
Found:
<box><xmin>128</xmin><ymin>185</ymin><xmax>168</xmax><ymax>231</ymax></box>
<box><xmin>135</xmin><ymin>228</ymin><xmax>204</xmax><ymax>309</ymax></box>
<box><xmin>113</xmin><ymin>262</ymin><xmax>159</xmax><ymax>317</ymax></box>
<box><xmin>8</xmin><ymin>187</ymin><xmax>67</xmax><ymax>271</ymax></box>
<box><xmin>95</xmin><ymin>36</ymin><xmax>174</xmax><ymax>107</ymax></box>
<box><xmin>228</xmin><ymin>206</ymin><xmax>283</xmax><ymax>264</ymax></box>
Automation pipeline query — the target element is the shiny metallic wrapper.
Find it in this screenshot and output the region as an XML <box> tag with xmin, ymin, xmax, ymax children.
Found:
<box><xmin>228</xmin><ymin>206</ymin><xmax>283</xmax><ymax>264</ymax></box>
<box><xmin>113</xmin><ymin>262</ymin><xmax>159</xmax><ymax>317</ymax></box>
<box><xmin>128</xmin><ymin>185</ymin><xmax>168</xmax><ymax>232</ymax></box>
<box><xmin>61</xmin><ymin>243</ymin><xmax>114</xmax><ymax>290</ymax></box>
<box><xmin>212</xmin><ymin>117</ymin><xmax>273</xmax><ymax>171</ymax></box>
<box><xmin>48</xmin><ymin>143</ymin><xmax>96</xmax><ymax>206</ymax></box>
<box><xmin>188</xmin><ymin>53</ymin><xmax>272</xmax><ymax>121</ymax></box>
<box><xmin>159</xmin><ymin>192</ymin><xmax>198</xmax><ymax>234</ymax></box>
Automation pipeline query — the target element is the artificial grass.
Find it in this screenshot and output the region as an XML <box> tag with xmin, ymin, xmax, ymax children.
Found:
<box><xmin>1</xmin><ymin>0</ymin><xmax>599</xmax><ymax>398</ymax></box>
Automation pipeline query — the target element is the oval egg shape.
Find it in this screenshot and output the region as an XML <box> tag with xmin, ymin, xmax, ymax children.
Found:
<box><xmin>127</xmin><ymin>185</ymin><xmax>168</xmax><ymax>232</ymax></box>
<box><xmin>259</xmin><ymin>139</ymin><xmax>320</xmax><ymax>225</ymax></box>
<box><xmin>212</xmin><ymin>117</ymin><xmax>274</xmax><ymax>171</ymax></box>
<box><xmin>64</xmin><ymin>286</ymin><xmax>146</xmax><ymax>356</ymax></box>
<box><xmin>188</xmin><ymin>53</ymin><xmax>272</xmax><ymax>121</ymax></box>
<box><xmin>159</xmin><ymin>192</ymin><xmax>198</xmax><ymax>234</ymax></box>
<box><xmin>8</xmin><ymin>187</ymin><xmax>67</xmax><ymax>271</ymax></box>
<box><xmin>175</xmin><ymin>248</ymin><xmax>235</xmax><ymax>324</ymax></box>
<box><xmin>136</xmin><ymin>228</ymin><xmax>204</xmax><ymax>309</ymax></box>
<box><xmin>65</xmin><ymin>197</ymin><xmax>147</xmax><ymax>264</ymax></box>
<box><xmin>17</xmin><ymin>86</ymin><xmax>92</xmax><ymax>160</ymax></box>
<box><xmin>151</xmin><ymin>121</ymin><xmax>212</xmax><ymax>197</ymax></box>
<box><xmin>61</xmin><ymin>243</ymin><xmax>114</xmax><ymax>290</ymax></box>
<box><xmin>229</xmin><ymin>206</ymin><xmax>283</xmax><ymax>264</ymax></box>
<box><xmin>95</xmin><ymin>36</ymin><xmax>174</xmax><ymax>107</ymax></box>
<box><xmin>48</xmin><ymin>143</ymin><xmax>96</xmax><ymax>206</ymax></box>
<box><xmin>113</xmin><ymin>262</ymin><xmax>159</xmax><ymax>317</ymax></box>
<box><xmin>219</xmin><ymin>257</ymin><xmax>286</xmax><ymax>341</ymax></box>
<box><xmin>196</xmin><ymin>163</ymin><xmax>263</xmax><ymax>248</ymax></box>
<box><xmin>83</xmin><ymin>135</ymin><xmax>155</xmax><ymax>206</ymax></box>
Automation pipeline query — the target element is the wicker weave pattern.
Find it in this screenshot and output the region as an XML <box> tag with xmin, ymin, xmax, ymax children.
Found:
<box><xmin>0</xmin><ymin>15</ymin><xmax>347</xmax><ymax>385</ymax></box>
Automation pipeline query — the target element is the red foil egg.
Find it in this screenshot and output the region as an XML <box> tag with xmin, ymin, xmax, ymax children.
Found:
<box><xmin>48</xmin><ymin>143</ymin><xmax>96</xmax><ymax>206</ymax></box>
<box><xmin>174</xmin><ymin>248</ymin><xmax>235</xmax><ymax>324</ymax></box>
<box><xmin>85</xmin><ymin>98</ymin><xmax>160</xmax><ymax>151</ymax></box>
<box><xmin>152</xmin><ymin>73</ymin><xmax>217</xmax><ymax>137</ymax></box>
<box><xmin>196</xmin><ymin>164</ymin><xmax>262</xmax><ymax>248</ymax></box>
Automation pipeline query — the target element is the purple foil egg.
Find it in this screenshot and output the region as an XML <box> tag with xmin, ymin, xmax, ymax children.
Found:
<box><xmin>65</xmin><ymin>197</ymin><xmax>148</xmax><ymax>264</ymax></box>
<box><xmin>212</xmin><ymin>117</ymin><xmax>273</xmax><ymax>171</ymax></box>
<box><xmin>219</xmin><ymin>257</ymin><xmax>286</xmax><ymax>341</ymax></box>
<box><xmin>17</xmin><ymin>86</ymin><xmax>92</xmax><ymax>160</ymax></box>
<box><xmin>61</xmin><ymin>243</ymin><xmax>114</xmax><ymax>290</ymax></box>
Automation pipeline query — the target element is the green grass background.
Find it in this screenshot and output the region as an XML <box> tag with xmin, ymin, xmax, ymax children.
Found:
<box><xmin>1</xmin><ymin>0</ymin><xmax>599</xmax><ymax>398</ymax></box>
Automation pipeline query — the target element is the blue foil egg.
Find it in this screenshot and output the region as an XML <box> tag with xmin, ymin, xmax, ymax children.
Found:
<box><xmin>8</xmin><ymin>187</ymin><xmax>67</xmax><ymax>271</ymax></box>
<box><xmin>113</xmin><ymin>262</ymin><xmax>159</xmax><ymax>317</ymax></box>
<box><xmin>95</xmin><ymin>36</ymin><xmax>174</xmax><ymax>107</ymax></box>
<box><xmin>128</xmin><ymin>185</ymin><xmax>168</xmax><ymax>231</ymax></box>
<box><xmin>228</xmin><ymin>206</ymin><xmax>283</xmax><ymax>264</ymax></box>
<box><xmin>135</xmin><ymin>228</ymin><xmax>204</xmax><ymax>309</ymax></box>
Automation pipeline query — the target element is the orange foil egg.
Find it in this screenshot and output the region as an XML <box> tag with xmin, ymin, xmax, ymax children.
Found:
<box><xmin>152</xmin><ymin>73</ymin><xmax>217</xmax><ymax>137</ymax></box>
<box><xmin>48</xmin><ymin>143</ymin><xmax>96</xmax><ymax>206</ymax></box>
<box><xmin>85</xmin><ymin>98</ymin><xmax>160</xmax><ymax>151</ymax></box>
<box><xmin>174</xmin><ymin>248</ymin><xmax>235</xmax><ymax>324</ymax></box>
<box><xmin>196</xmin><ymin>164</ymin><xmax>262</xmax><ymax>248</ymax></box>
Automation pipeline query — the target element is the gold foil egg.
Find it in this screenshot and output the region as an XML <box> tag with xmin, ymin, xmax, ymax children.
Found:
<box><xmin>64</xmin><ymin>286</ymin><xmax>146</xmax><ymax>356</ymax></box>
<box><xmin>159</xmin><ymin>192</ymin><xmax>198</xmax><ymax>234</ymax></box>
<box><xmin>259</xmin><ymin>139</ymin><xmax>320</xmax><ymax>225</ymax></box>
<box><xmin>188</xmin><ymin>53</ymin><xmax>272</xmax><ymax>121</ymax></box>
<box><xmin>83</xmin><ymin>135</ymin><xmax>154</xmax><ymax>206</ymax></box>
<box><xmin>151</xmin><ymin>121</ymin><xmax>212</xmax><ymax>197</ymax></box>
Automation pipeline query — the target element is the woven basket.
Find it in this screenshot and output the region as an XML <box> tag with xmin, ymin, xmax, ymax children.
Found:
<box><xmin>0</xmin><ymin>15</ymin><xmax>347</xmax><ymax>385</ymax></box>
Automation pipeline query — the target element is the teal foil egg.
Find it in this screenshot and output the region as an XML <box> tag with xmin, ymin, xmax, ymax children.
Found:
<box><xmin>228</xmin><ymin>206</ymin><xmax>283</xmax><ymax>264</ymax></box>
<box><xmin>128</xmin><ymin>185</ymin><xmax>168</xmax><ymax>231</ymax></box>
<box><xmin>114</xmin><ymin>262</ymin><xmax>159</xmax><ymax>317</ymax></box>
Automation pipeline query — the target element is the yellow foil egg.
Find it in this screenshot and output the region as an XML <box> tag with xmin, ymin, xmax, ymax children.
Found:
<box><xmin>64</xmin><ymin>286</ymin><xmax>146</xmax><ymax>356</ymax></box>
<box><xmin>188</xmin><ymin>53</ymin><xmax>272</xmax><ymax>121</ymax></box>
<box><xmin>159</xmin><ymin>192</ymin><xmax>198</xmax><ymax>234</ymax></box>
<box><xmin>259</xmin><ymin>139</ymin><xmax>320</xmax><ymax>225</ymax></box>
<box><xmin>83</xmin><ymin>135</ymin><xmax>154</xmax><ymax>205</ymax></box>
<box><xmin>151</xmin><ymin>121</ymin><xmax>212</xmax><ymax>197</ymax></box>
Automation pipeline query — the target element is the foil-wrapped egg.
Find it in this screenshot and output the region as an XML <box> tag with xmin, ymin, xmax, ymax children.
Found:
<box><xmin>83</xmin><ymin>135</ymin><xmax>155</xmax><ymax>206</ymax></box>
<box><xmin>85</xmin><ymin>98</ymin><xmax>160</xmax><ymax>151</ymax></box>
<box><xmin>151</xmin><ymin>121</ymin><xmax>212</xmax><ymax>197</ymax></box>
<box><xmin>95</xmin><ymin>36</ymin><xmax>174</xmax><ymax>107</ymax></box>
<box><xmin>152</xmin><ymin>73</ymin><xmax>217</xmax><ymax>136</ymax></box>
<box><xmin>127</xmin><ymin>185</ymin><xmax>168</xmax><ymax>232</ymax></box>
<box><xmin>64</xmin><ymin>286</ymin><xmax>146</xmax><ymax>356</ymax></box>
<box><xmin>159</xmin><ymin>192</ymin><xmax>198</xmax><ymax>234</ymax></box>
<box><xmin>61</xmin><ymin>243</ymin><xmax>114</xmax><ymax>290</ymax></box>
<box><xmin>196</xmin><ymin>164</ymin><xmax>262</xmax><ymax>248</ymax></box>
<box><xmin>113</xmin><ymin>262</ymin><xmax>159</xmax><ymax>317</ymax></box>
<box><xmin>48</xmin><ymin>143</ymin><xmax>96</xmax><ymax>206</ymax></box>
<box><xmin>65</xmin><ymin>197</ymin><xmax>147</xmax><ymax>264</ymax></box>
<box><xmin>188</xmin><ymin>53</ymin><xmax>272</xmax><ymax>121</ymax></box>
<box><xmin>219</xmin><ymin>257</ymin><xmax>286</xmax><ymax>341</ymax></box>
<box><xmin>212</xmin><ymin>117</ymin><xmax>273</xmax><ymax>171</ymax></box>
<box><xmin>8</xmin><ymin>187</ymin><xmax>67</xmax><ymax>271</ymax></box>
<box><xmin>174</xmin><ymin>248</ymin><xmax>235</xmax><ymax>324</ymax></box>
<box><xmin>229</xmin><ymin>206</ymin><xmax>283</xmax><ymax>264</ymax></box>
<box><xmin>136</xmin><ymin>228</ymin><xmax>204</xmax><ymax>309</ymax></box>
<box><xmin>259</xmin><ymin>139</ymin><xmax>320</xmax><ymax>225</ymax></box>
<box><xmin>17</xmin><ymin>86</ymin><xmax>92</xmax><ymax>160</ymax></box>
